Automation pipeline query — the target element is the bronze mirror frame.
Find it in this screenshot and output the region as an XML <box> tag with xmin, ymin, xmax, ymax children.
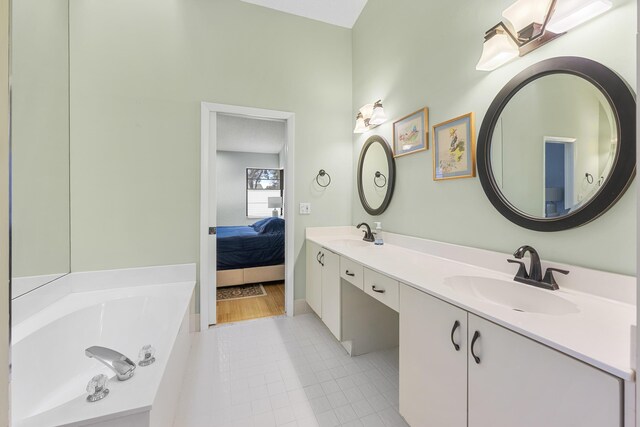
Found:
<box><xmin>357</xmin><ymin>135</ymin><xmax>396</xmax><ymax>216</ymax></box>
<box><xmin>477</xmin><ymin>57</ymin><xmax>636</xmax><ymax>232</ymax></box>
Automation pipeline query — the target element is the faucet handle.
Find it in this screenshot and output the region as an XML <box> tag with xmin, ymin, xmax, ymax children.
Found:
<box><xmin>507</xmin><ymin>259</ymin><xmax>528</xmax><ymax>279</ymax></box>
<box><xmin>138</xmin><ymin>345</ymin><xmax>156</xmax><ymax>367</ymax></box>
<box><xmin>542</xmin><ymin>268</ymin><xmax>569</xmax><ymax>289</ymax></box>
<box><xmin>86</xmin><ymin>374</ymin><xmax>110</xmax><ymax>402</ymax></box>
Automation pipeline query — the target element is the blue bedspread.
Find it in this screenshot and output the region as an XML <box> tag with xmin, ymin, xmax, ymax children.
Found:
<box><xmin>217</xmin><ymin>226</ymin><xmax>285</xmax><ymax>271</ymax></box>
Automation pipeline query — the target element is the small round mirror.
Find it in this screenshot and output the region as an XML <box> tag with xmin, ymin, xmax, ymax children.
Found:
<box><xmin>358</xmin><ymin>135</ymin><xmax>395</xmax><ymax>215</ymax></box>
<box><xmin>478</xmin><ymin>57</ymin><xmax>636</xmax><ymax>231</ymax></box>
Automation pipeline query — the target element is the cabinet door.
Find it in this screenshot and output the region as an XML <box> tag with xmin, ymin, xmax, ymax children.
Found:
<box><xmin>399</xmin><ymin>284</ymin><xmax>467</xmax><ymax>427</ymax></box>
<box><xmin>321</xmin><ymin>249</ymin><xmax>341</xmax><ymax>340</ymax></box>
<box><xmin>305</xmin><ymin>241</ymin><xmax>322</xmax><ymax>315</ymax></box>
<box><xmin>468</xmin><ymin>314</ymin><xmax>622</xmax><ymax>427</ymax></box>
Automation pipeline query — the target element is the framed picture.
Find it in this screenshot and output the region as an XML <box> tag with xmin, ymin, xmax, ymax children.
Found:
<box><xmin>393</xmin><ymin>107</ymin><xmax>429</xmax><ymax>158</ymax></box>
<box><xmin>432</xmin><ymin>113</ymin><xmax>476</xmax><ymax>181</ymax></box>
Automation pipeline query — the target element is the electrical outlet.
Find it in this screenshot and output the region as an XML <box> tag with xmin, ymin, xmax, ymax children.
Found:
<box><xmin>299</xmin><ymin>203</ymin><xmax>311</xmax><ymax>215</ymax></box>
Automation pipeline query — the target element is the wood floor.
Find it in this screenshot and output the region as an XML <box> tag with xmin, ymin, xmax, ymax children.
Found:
<box><xmin>216</xmin><ymin>282</ymin><xmax>285</xmax><ymax>324</ymax></box>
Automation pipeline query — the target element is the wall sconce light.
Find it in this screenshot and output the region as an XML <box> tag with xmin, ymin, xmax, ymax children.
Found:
<box><xmin>476</xmin><ymin>0</ymin><xmax>612</xmax><ymax>71</ymax></box>
<box><xmin>354</xmin><ymin>100</ymin><xmax>387</xmax><ymax>134</ymax></box>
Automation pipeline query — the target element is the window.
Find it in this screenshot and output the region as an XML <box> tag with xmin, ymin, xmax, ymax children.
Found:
<box><xmin>246</xmin><ymin>168</ymin><xmax>283</xmax><ymax>218</ymax></box>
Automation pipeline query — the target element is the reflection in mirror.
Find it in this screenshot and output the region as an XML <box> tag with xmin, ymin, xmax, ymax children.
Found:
<box><xmin>11</xmin><ymin>0</ymin><xmax>70</xmax><ymax>298</ymax></box>
<box><xmin>490</xmin><ymin>74</ymin><xmax>617</xmax><ymax>219</ymax></box>
<box><xmin>357</xmin><ymin>135</ymin><xmax>395</xmax><ymax>216</ymax></box>
<box><xmin>362</xmin><ymin>142</ymin><xmax>389</xmax><ymax>211</ymax></box>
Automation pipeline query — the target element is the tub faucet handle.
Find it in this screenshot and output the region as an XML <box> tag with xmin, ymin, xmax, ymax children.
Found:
<box><xmin>138</xmin><ymin>345</ymin><xmax>156</xmax><ymax>367</ymax></box>
<box><xmin>86</xmin><ymin>374</ymin><xmax>110</xmax><ymax>402</ymax></box>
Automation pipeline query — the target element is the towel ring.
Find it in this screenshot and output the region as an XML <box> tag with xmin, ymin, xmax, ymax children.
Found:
<box><xmin>316</xmin><ymin>169</ymin><xmax>331</xmax><ymax>188</ymax></box>
<box><xmin>585</xmin><ymin>173</ymin><xmax>594</xmax><ymax>184</ymax></box>
<box><xmin>374</xmin><ymin>171</ymin><xmax>387</xmax><ymax>188</ymax></box>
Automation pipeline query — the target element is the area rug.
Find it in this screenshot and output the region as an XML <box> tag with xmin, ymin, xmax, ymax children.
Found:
<box><xmin>217</xmin><ymin>284</ymin><xmax>267</xmax><ymax>301</ymax></box>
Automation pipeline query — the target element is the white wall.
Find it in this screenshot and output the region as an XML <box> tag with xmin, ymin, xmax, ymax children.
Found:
<box><xmin>353</xmin><ymin>0</ymin><xmax>637</xmax><ymax>276</ymax></box>
<box><xmin>216</xmin><ymin>151</ymin><xmax>280</xmax><ymax>226</ymax></box>
<box><xmin>69</xmin><ymin>0</ymin><xmax>353</xmax><ymax>300</ymax></box>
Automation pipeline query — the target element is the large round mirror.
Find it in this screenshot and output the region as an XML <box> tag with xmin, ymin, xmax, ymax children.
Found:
<box><xmin>358</xmin><ymin>135</ymin><xmax>396</xmax><ymax>215</ymax></box>
<box><xmin>478</xmin><ymin>57</ymin><xmax>636</xmax><ymax>231</ymax></box>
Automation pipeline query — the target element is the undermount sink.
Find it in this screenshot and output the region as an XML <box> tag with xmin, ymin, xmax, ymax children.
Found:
<box><xmin>444</xmin><ymin>275</ymin><xmax>579</xmax><ymax>315</ymax></box>
<box><xmin>327</xmin><ymin>239</ymin><xmax>372</xmax><ymax>248</ymax></box>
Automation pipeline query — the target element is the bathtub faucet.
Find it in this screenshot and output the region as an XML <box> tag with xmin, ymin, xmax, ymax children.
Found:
<box><xmin>85</xmin><ymin>346</ymin><xmax>136</xmax><ymax>381</ymax></box>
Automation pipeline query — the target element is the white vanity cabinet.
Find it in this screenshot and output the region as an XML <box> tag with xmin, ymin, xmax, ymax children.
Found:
<box><xmin>305</xmin><ymin>241</ymin><xmax>341</xmax><ymax>339</ymax></box>
<box><xmin>399</xmin><ymin>284</ymin><xmax>622</xmax><ymax>427</ymax></box>
<box><xmin>399</xmin><ymin>284</ymin><xmax>467</xmax><ymax>427</ymax></box>
<box><xmin>305</xmin><ymin>241</ymin><xmax>323</xmax><ymax>315</ymax></box>
<box><xmin>320</xmin><ymin>250</ymin><xmax>340</xmax><ymax>340</ymax></box>
<box><xmin>467</xmin><ymin>314</ymin><xmax>621</xmax><ymax>427</ymax></box>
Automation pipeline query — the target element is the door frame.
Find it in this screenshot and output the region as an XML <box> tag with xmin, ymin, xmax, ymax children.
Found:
<box><xmin>200</xmin><ymin>102</ymin><xmax>295</xmax><ymax>331</ymax></box>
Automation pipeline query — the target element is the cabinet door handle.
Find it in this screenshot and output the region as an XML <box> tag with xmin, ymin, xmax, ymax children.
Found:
<box><xmin>320</xmin><ymin>253</ymin><xmax>325</xmax><ymax>266</ymax></box>
<box><xmin>316</xmin><ymin>251</ymin><xmax>321</xmax><ymax>264</ymax></box>
<box><xmin>471</xmin><ymin>330</ymin><xmax>481</xmax><ymax>364</ymax></box>
<box><xmin>345</xmin><ymin>270</ymin><xmax>355</xmax><ymax>277</ymax></box>
<box><xmin>450</xmin><ymin>320</ymin><xmax>461</xmax><ymax>351</ymax></box>
<box><xmin>371</xmin><ymin>285</ymin><xmax>385</xmax><ymax>294</ymax></box>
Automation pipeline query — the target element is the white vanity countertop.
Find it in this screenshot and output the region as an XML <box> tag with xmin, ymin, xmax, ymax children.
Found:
<box><xmin>307</xmin><ymin>231</ymin><xmax>636</xmax><ymax>381</ymax></box>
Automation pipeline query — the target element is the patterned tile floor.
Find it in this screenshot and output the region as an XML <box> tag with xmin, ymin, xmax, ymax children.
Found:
<box><xmin>173</xmin><ymin>313</ymin><xmax>410</xmax><ymax>427</ymax></box>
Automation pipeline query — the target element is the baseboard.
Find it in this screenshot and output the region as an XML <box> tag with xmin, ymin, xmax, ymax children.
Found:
<box><xmin>293</xmin><ymin>299</ymin><xmax>312</xmax><ymax>315</ymax></box>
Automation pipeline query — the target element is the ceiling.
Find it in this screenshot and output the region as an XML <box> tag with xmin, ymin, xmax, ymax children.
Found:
<box><xmin>217</xmin><ymin>114</ymin><xmax>286</xmax><ymax>154</ymax></box>
<box><xmin>239</xmin><ymin>0</ymin><xmax>368</xmax><ymax>29</ymax></box>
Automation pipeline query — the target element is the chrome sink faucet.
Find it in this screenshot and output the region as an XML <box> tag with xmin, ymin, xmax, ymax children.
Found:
<box><xmin>85</xmin><ymin>346</ymin><xmax>136</xmax><ymax>381</ymax></box>
<box><xmin>356</xmin><ymin>223</ymin><xmax>375</xmax><ymax>242</ymax></box>
<box><xmin>507</xmin><ymin>245</ymin><xmax>568</xmax><ymax>291</ymax></box>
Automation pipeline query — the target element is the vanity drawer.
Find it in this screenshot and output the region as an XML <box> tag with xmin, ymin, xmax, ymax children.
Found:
<box><xmin>364</xmin><ymin>268</ymin><xmax>399</xmax><ymax>312</ymax></box>
<box><xmin>340</xmin><ymin>257</ymin><xmax>364</xmax><ymax>290</ymax></box>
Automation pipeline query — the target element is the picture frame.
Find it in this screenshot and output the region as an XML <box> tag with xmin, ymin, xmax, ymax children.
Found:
<box><xmin>432</xmin><ymin>112</ymin><xmax>476</xmax><ymax>181</ymax></box>
<box><xmin>392</xmin><ymin>107</ymin><xmax>429</xmax><ymax>158</ymax></box>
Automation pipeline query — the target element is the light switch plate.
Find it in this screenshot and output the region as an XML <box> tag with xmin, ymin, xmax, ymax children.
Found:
<box><xmin>299</xmin><ymin>202</ymin><xmax>311</xmax><ymax>215</ymax></box>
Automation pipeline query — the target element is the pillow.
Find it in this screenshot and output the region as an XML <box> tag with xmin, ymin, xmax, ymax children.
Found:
<box><xmin>251</xmin><ymin>217</ymin><xmax>285</xmax><ymax>234</ymax></box>
<box><xmin>250</xmin><ymin>217</ymin><xmax>271</xmax><ymax>231</ymax></box>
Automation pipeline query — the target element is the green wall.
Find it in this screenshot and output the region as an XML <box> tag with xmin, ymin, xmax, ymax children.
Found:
<box><xmin>352</xmin><ymin>0</ymin><xmax>637</xmax><ymax>276</ymax></box>
<box><xmin>12</xmin><ymin>0</ymin><xmax>70</xmax><ymax>278</ymax></box>
<box><xmin>69</xmin><ymin>0</ymin><xmax>354</xmax><ymax>299</ymax></box>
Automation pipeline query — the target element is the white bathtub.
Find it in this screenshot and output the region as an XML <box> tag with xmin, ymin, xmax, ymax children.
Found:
<box><xmin>11</xmin><ymin>271</ymin><xmax>195</xmax><ymax>427</ymax></box>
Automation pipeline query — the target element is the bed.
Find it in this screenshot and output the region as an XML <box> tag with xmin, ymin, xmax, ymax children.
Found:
<box><xmin>216</xmin><ymin>217</ymin><xmax>285</xmax><ymax>287</ymax></box>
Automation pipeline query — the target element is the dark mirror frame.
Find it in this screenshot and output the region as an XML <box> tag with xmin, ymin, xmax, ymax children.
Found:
<box><xmin>477</xmin><ymin>56</ymin><xmax>636</xmax><ymax>232</ymax></box>
<box><xmin>357</xmin><ymin>135</ymin><xmax>396</xmax><ymax>216</ymax></box>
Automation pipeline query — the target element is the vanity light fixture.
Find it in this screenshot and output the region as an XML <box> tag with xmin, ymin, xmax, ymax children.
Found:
<box><xmin>546</xmin><ymin>0</ymin><xmax>612</xmax><ymax>33</ymax></box>
<box><xmin>476</xmin><ymin>0</ymin><xmax>612</xmax><ymax>71</ymax></box>
<box><xmin>476</xmin><ymin>23</ymin><xmax>520</xmax><ymax>72</ymax></box>
<box><xmin>354</xmin><ymin>100</ymin><xmax>387</xmax><ymax>134</ymax></box>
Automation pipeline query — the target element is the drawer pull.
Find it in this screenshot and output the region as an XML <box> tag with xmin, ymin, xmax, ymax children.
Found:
<box><xmin>471</xmin><ymin>330</ymin><xmax>481</xmax><ymax>364</ymax></box>
<box><xmin>345</xmin><ymin>270</ymin><xmax>355</xmax><ymax>277</ymax></box>
<box><xmin>371</xmin><ymin>285</ymin><xmax>385</xmax><ymax>294</ymax></box>
<box><xmin>450</xmin><ymin>320</ymin><xmax>461</xmax><ymax>351</ymax></box>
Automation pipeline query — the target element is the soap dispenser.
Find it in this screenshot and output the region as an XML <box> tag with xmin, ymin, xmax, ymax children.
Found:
<box><xmin>374</xmin><ymin>222</ymin><xmax>384</xmax><ymax>245</ymax></box>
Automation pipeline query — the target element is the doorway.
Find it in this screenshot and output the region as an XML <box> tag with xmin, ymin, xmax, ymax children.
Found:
<box><xmin>200</xmin><ymin>103</ymin><xmax>295</xmax><ymax>330</ymax></box>
<box><xmin>543</xmin><ymin>137</ymin><xmax>576</xmax><ymax>218</ymax></box>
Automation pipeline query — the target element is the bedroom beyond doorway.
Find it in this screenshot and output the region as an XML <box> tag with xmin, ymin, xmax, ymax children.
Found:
<box><xmin>216</xmin><ymin>281</ymin><xmax>285</xmax><ymax>323</ymax></box>
<box><xmin>213</xmin><ymin>113</ymin><xmax>287</xmax><ymax>324</ymax></box>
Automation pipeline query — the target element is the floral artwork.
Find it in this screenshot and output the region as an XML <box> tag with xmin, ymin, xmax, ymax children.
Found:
<box><xmin>432</xmin><ymin>113</ymin><xmax>476</xmax><ymax>180</ymax></box>
<box><xmin>393</xmin><ymin>108</ymin><xmax>428</xmax><ymax>157</ymax></box>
